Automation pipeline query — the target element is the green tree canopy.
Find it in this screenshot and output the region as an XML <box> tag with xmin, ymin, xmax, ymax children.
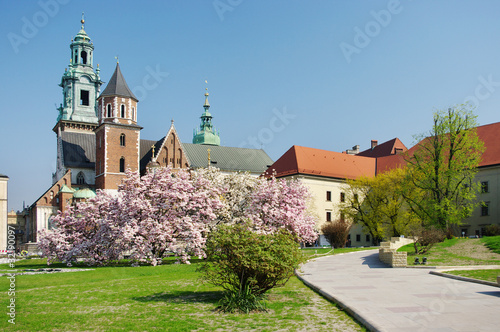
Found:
<box><xmin>403</xmin><ymin>104</ymin><xmax>485</xmax><ymax>230</ymax></box>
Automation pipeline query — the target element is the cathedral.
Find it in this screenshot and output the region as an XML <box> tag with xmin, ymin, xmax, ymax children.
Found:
<box><xmin>24</xmin><ymin>18</ymin><xmax>273</xmax><ymax>244</ymax></box>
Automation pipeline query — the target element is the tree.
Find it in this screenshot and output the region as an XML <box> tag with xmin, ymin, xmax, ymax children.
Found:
<box><xmin>403</xmin><ymin>104</ymin><xmax>485</xmax><ymax>230</ymax></box>
<box><xmin>340</xmin><ymin>168</ymin><xmax>412</xmax><ymax>244</ymax></box>
<box><xmin>320</xmin><ymin>220</ymin><xmax>352</xmax><ymax>248</ymax></box>
<box><xmin>118</xmin><ymin>168</ymin><xmax>224</xmax><ymax>265</ymax></box>
<box><xmin>200</xmin><ymin>222</ymin><xmax>307</xmax><ymax>313</ymax></box>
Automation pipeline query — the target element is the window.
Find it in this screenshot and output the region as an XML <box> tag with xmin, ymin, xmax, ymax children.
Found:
<box><xmin>354</xmin><ymin>193</ymin><xmax>359</xmax><ymax>202</ymax></box>
<box><xmin>481</xmin><ymin>181</ymin><xmax>489</xmax><ymax>193</ymax></box>
<box><xmin>81</xmin><ymin>51</ymin><xmax>87</xmax><ymax>64</ymax></box>
<box><xmin>76</xmin><ymin>172</ymin><xmax>85</xmax><ymax>185</ymax></box>
<box><xmin>132</xmin><ymin>107</ymin><xmax>135</xmax><ymax>121</ymax></box>
<box><xmin>120</xmin><ymin>134</ymin><xmax>126</xmax><ymax>146</ymax></box>
<box><xmin>356</xmin><ymin>234</ymin><xmax>361</xmax><ymax>242</ymax></box>
<box><xmin>481</xmin><ymin>202</ymin><xmax>489</xmax><ymax>216</ymax></box>
<box><xmin>326</xmin><ymin>212</ymin><xmax>331</xmax><ymax>222</ymax></box>
<box><xmin>340</xmin><ymin>212</ymin><xmax>345</xmax><ymax>221</ymax></box>
<box><xmin>80</xmin><ymin>90</ymin><xmax>89</xmax><ymax>106</ymax></box>
<box><xmin>366</xmin><ymin>234</ymin><xmax>370</xmax><ymax>242</ymax></box>
<box><xmin>120</xmin><ymin>157</ymin><xmax>125</xmax><ymax>173</ymax></box>
<box><xmin>107</xmin><ymin>104</ymin><xmax>112</xmax><ymax>117</ymax></box>
<box><xmin>340</xmin><ymin>192</ymin><xmax>345</xmax><ymax>202</ymax></box>
<box><xmin>326</xmin><ymin>191</ymin><xmax>331</xmax><ymax>201</ymax></box>
<box><xmin>121</xmin><ymin>105</ymin><xmax>125</xmax><ymax>118</ymax></box>
<box><xmin>461</xmin><ymin>229</ymin><xmax>468</xmax><ymax>237</ymax></box>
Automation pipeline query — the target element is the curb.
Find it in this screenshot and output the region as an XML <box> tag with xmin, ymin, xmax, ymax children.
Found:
<box><xmin>295</xmin><ymin>271</ymin><xmax>381</xmax><ymax>332</ymax></box>
<box><xmin>429</xmin><ymin>270</ymin><xmax>500</xmax><ymax>288</ymax></box>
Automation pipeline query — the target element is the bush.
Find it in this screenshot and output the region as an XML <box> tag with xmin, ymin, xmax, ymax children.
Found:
<box><xmin>412</xmin><ymin>226</ymin><xmax>446</xmax><ymax>254</ymax></box>
<box><xmin>485</xmin><ymin>224</ymin><xmax>500</xmax><ymax>236</ymax></box>
<box><xmin>320</xmin><ymin>220</ymin><xmax>352</xmax><ymax>249</ymax></box>
<box><xmin>200</xmin><ymin>222</ymin><xmax>307</xmax><ymax>313</ymax></box>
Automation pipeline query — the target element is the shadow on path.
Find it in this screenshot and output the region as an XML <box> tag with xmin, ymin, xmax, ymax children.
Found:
<box><xmin>360</xmin><ymin>251</ymin><xmax>389</xmax><ymax>269</ymax></box>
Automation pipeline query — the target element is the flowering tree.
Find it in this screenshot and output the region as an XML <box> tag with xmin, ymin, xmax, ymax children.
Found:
<box><xmin>38</xmin><ymin>191</ymin><xmax>130</xmax><ymax>266</ymax></box>
<box><xmin>119</xmin><ymin>168</ymin><xmax>224</xmax><ymax>265</ymax></box>
<box><xmin>248</xmin><ymin>177</ymin><xmax>318</xmax><ymax>244</ymax></box>
<box><xmin>39</xmin><ymin>167</ymin><xmax>317</xmax><ymax>266</ymax></box>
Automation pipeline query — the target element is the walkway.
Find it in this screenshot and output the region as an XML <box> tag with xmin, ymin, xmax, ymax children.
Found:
<box><xmin>297</xmin><ymin>249</ymin><xmax>500</xmax><ymax>332</ymax></box>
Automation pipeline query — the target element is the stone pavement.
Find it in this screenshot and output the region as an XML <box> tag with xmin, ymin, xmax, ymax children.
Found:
<box><xmin>297</xmin><ymin>249</ymin><xmax>500</xmax><ymax>332</ymax></box>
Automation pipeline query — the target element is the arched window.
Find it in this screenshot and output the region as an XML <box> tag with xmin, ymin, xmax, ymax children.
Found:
<box><xmin>77</xmin><ymin>172</ymin><xmax>85</xmax><ymax>185</ymax></box>
<box><xmin>121</xmin><ymin>105</ymin><xmax>125</xmax><ymax>118</ymax></box>
<box><xmin>132</xmin><ymin>107</ymin><xmax>135</xmax><ymax>121</ymax></box>
<box><xmin>107</xmin><ymin>104</ymin><xmax>112</xmax><ymax>117</ymax></box>
<box><xmin>120</xmin><ymin>134</ymin><xmax>126</xmax><ymax>146</ymax></box>
<box><xmin>120</xmin><ymin>157</ymin><xmax>125</xmax><ymax>173</ymax></box>
<box><xmin>81</xmin><ymin>51</ymin><xmax>87</xmax><ymax>64</ymax></box>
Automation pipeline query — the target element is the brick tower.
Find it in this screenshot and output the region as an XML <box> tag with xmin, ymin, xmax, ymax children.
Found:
<box><xmin>95</xmin><ymin>62</ymin><xmax>142</xmax><ymax>191</ymax></box>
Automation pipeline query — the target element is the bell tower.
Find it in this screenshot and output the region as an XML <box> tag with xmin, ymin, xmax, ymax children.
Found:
<box><xmin>95</xmin><ymin>61</ymin><xmax>142</xmax><ymax>191</ymax></box>
<box><xmin>55</xmin><ymin>14</ymin><xmax>102</xmax><ymax>128</ymax></box>
<box><xmin>52</xmin><ymin>15</ymin><xmax>103</xmax><ymax>185</ymax></box>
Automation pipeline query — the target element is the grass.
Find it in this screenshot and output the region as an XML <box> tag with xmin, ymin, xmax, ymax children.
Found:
<box><xmin>397</xmin><ymin>237</ymin><xmax>500</xmax><ymax>266</ymax></box>
<box><xmin>445</xmin><ymin>269</ymin><xmax>500</xmax><ymax>283</ymax></box>
<box><xmin>301</xmin><ymin>246</ymin><xmax>376</xmax><ymax>257</ymax></box>
<box><xmin>481</xmin><ymin>235</ymin><xmax>500</xmax><ymax>254</ymax></box>
<box><xmin>0</xmin><ymin>252</ymin><xmax>366</xmax><ymax>331</ymax></box>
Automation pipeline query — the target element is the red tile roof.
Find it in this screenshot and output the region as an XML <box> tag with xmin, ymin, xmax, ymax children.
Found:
<box><xmin>265</xmin><ymin>145</ymin><xmax>376</xmax><ymax>180</ymax></box>
<box><xmin>476</xmin><ymin>121</ymin><xmax>500</xmax><ymax>167</ymax></box>
<box><xmin>267</xmin><ymin>121</ymin><xmax>500</xmax><ymax>181</ymax></box>
<box><xmin>357</xmin><ymin>138</ymin><xmax>408</xmax><ymax>158</ymax></box>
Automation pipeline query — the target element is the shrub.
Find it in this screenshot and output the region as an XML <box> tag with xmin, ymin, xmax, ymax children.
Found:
<box><xmin>200</xmin><ymin>222</ymin><xmax>307</xmax><ymax>313</ymax></box>
<box><xmin>485</xmin><ymin>224</ymin><xmax>500</xmax><ymax>236</ymax></box>
<box><xmin>320</xmin><ymin>220</ymin><xmax>352</xmax><ymax>249</ymax></box>
<box><xmin>412</xmin><ymin>226</ymin><xmax>446</xmax><ymax>254</ymax></box>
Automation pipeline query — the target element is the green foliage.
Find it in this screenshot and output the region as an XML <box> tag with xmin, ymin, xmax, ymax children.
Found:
<box><xmin>340</xmin><ymin>168</ymin><xmax>414</xmax><ymax>243</ymax></box>
<box><xmin>320</xmin><ymin>220</ymin><xmax>352</xmax><ymax>248</ymax></box>
<box><xmin>481</xmin><ymin>235</ymin><xmax>500</xmax><ymax>254</ymax></box>
<box><xmin>485</xmin><ymin>225</ymin><xmax>500</xmax><ymax>237</ymax></box>
<box><xmin>404</xmin><ymin>104</ymin><xmax>485</xmax><ymax>230</ymax></box>
<box><xmin>200</xmin><ymin>222</ymin><xmax>307</xmax><ymax>313</ymax></box>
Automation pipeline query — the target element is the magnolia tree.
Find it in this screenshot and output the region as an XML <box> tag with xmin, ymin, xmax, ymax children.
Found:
<box><xmin>39</xmin><ymin>167</ymin><xmax>317</xmax><ymax>266</ymax></box>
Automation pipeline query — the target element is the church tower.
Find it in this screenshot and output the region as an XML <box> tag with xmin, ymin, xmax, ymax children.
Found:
<box><xmin>53</xmin><ymin>16</ymin><xmax>103</xmax><ymax>185</ymax></box>
<box><xmin>95</xmin><ymin>62</ymin><xmax>142</xmax><ymax>191</ymax></box>
<box><xmin>193</xmin><ymin>88</ymin><xmax>220</xmax><ymax>146</ymax></box>
<box><xmin>55</xmin><ymin>15</ymin><xmax>102</xmax><ymax>128</ymax></box>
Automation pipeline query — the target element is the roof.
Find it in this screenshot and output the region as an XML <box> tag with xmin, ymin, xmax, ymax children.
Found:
<box><xmin>99</xmin><ymin>63</ymin><xmax>138</xmax><ymax>101</ymax></box>
<box><xmin>266</xmin><ymin>145</ymin><xmax>376</xmax><ymax>180</ymax></box>
<box><xmin>0</xmin><ymin>173</ymin><xmax>8</xmax><ymax>178</ymax></box>
<box><xmin>61</xmin><ymin>131</ymin><xmax>95</xmax><ymax>168</ymax></box>
<box><xmin>357</xmin><ymin>138</ymin><xmax>408</xmax><ymax>158</ymax></box>
<box><xmin>182</xmin><ymin>143</ymin><xmax>273</xmax><ymax>174</ymax></box>
<box><xmin>476</xmin><ymin>121</ymin><xmax>500</xmax><ymax>167</ymax></box>
<box><xmin>73</xmin><ymin>188</ymin><xmax>96</xmax><ymax>199</ymax></box>
<box><xmin>139</xmin><ymin>138</ymin><xmax>164</xmax><ymax>171</ymax></box>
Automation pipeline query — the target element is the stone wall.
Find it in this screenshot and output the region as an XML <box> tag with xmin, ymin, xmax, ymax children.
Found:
<box><xmin>378</xmin><ymin>237</ymin><xmax>414</xmax><ymax>268</ymax></box>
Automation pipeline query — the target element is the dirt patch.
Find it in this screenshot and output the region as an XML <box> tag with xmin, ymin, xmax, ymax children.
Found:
<box><xmin>433</xmin><ymin>239</ymin><xmax>500</xmax><ymax>265</ymax></box>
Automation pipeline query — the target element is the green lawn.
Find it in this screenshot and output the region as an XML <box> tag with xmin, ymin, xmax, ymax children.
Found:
<box><xmin>397</xmin><ymin>236</ymin><xmax>500</xmax><ymax>266</ymax></box>
<box><xmin>301</xmin><ymin>246</ymin><xmax>376</xmax><ymax>257</ymax></box>
<box><xmin>445</xmin><ymin>269</ymin><xmax>500</xmax><ymax>283</ymax></box>
<box><xmin>0</xmin><ymin>256</ymin><xmax>365</xmax><ymax>331</ymax></box>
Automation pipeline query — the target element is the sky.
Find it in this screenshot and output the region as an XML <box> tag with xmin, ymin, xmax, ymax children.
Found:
<box><xmin>2</xmin><ymin>0</ymin><xmax>500</xmax><ymax>212</ymax></box>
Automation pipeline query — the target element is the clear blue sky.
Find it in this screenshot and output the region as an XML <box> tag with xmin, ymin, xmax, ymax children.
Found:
<box><xmin>2</xmin><ymin>0</ymin><xmax>500</xmax><ymax>211</ymax></box>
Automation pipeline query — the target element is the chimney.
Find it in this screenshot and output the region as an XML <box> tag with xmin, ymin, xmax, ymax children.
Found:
<box><xmin>371</xmin><ymin>140</ymin><xmax>378</xmax><ymax>150</ymax></box>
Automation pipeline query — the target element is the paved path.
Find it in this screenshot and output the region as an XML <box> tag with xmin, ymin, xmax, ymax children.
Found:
<box><xmin>297</xmin><ymin>249</ymin><xmax>500</xmax><ymax>332</ymax></box>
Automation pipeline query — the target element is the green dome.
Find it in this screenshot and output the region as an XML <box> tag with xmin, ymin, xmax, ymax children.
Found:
<box><xmin>73</xmin><ymin>188</ymin><xmax>96</xmax><ymax>199</ymax></box>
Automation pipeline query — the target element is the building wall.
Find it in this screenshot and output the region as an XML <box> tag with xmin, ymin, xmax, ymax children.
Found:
<box><xmin>294</xmin><ymin>175</ymin><xmax>373</xmax><ymax>247</ymax></box>
<box><xmin>462</xmin><ymin>165</ymin><xmax>500</xmax><ymax>236</ymax></box>
<box><xmin>0</xmin><ymin>176</ymin><xmax>8</xmax><ymax>250</ymax></box>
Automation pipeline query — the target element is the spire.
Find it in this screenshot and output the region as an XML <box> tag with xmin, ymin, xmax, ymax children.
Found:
<box><xmin>81</xmin><ymin>12</ymin><xmax>85</xmax><ymax>30</ymax></box>
<box><xmin>100</xmin><ymin>63</ymin><xmax>138</xmax><ymax>101</ymax></box>
<box><xmin>192</xmin><ymin>83</ymin><xmax>220</xmax><ymax>146</ymax></box>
